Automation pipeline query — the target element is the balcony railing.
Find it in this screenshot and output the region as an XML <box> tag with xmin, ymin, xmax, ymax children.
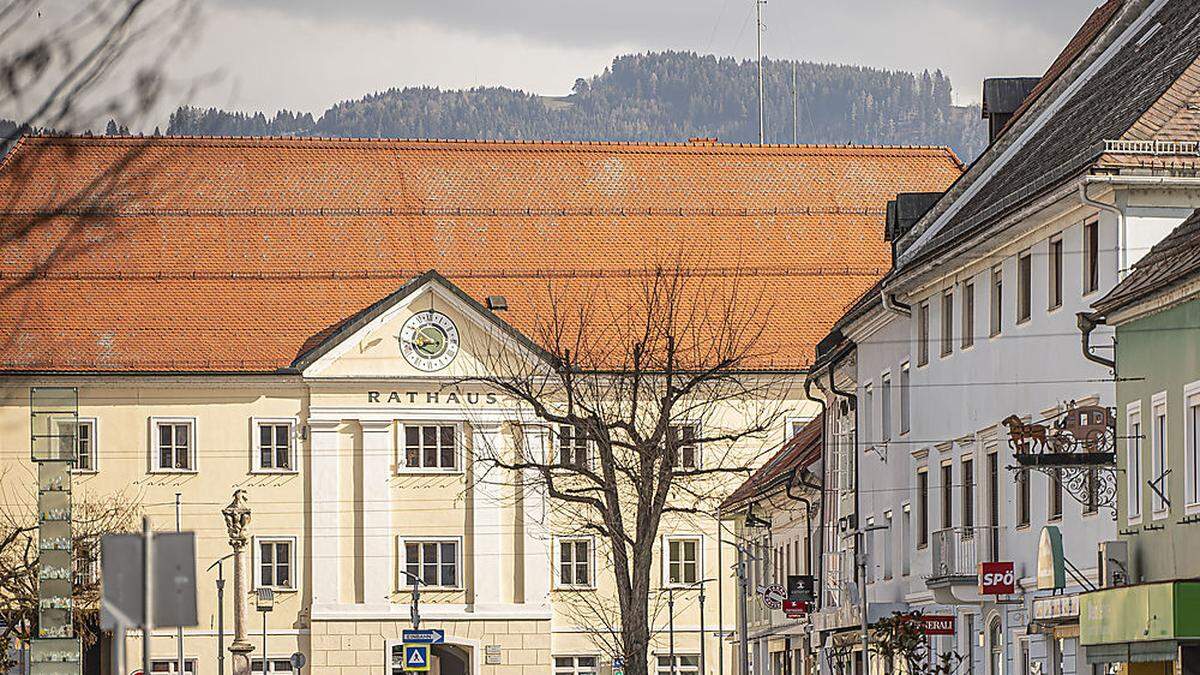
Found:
<box><xmin>929</xmin><ymin>526</ymin><xmax>995</xmax><ymax>583</ymax></box>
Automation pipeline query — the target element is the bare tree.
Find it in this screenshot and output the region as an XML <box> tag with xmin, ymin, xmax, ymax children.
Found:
<box><xmin>0</xmin><ymin>469</ymin><xmax>141</xmax><ymax>670</ymax></box>
<box><xmin>872</xmin><ymin>612</ymin><xmax>965</xmax><ymax>675</ymax></box>
<box><xmin>462</xmin><ymin>263</ymin><xmax>788</xmax><ymax>674</ymax></box>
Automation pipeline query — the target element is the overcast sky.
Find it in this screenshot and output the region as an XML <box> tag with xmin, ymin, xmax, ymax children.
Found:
<box><xmin>47</xmin><ymin>0</ymin><xmax>1110</xmax><ymax>125</ymax></box>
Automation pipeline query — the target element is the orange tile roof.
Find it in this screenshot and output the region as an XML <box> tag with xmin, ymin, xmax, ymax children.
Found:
<box><xmin>0</xmin><ymin>136</ymin><xmax>962</xmax><ymax>372</ymax></box>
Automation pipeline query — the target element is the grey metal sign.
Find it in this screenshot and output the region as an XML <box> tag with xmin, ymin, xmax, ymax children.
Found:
<box><xmin>100</xmin><ymin>533</ymin><xmax>198</xmax><ymax>629</ymax></box>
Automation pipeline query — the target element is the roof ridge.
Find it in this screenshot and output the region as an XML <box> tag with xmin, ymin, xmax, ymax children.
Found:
<box><xmin>14</xmin><ymin>133</ymin><xmax>959</xmax><ymax>157</ymax></box>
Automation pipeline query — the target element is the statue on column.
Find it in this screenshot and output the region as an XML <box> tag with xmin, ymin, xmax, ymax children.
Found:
<box><xmin>222</xmin><ymin>489</ymin><xmax>255</xmax><ymax>675</ymax></box>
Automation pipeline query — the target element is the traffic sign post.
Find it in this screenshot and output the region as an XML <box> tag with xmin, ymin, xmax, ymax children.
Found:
<box><xmin>403</xmin><ymin>644</ymin><xmax>431</xmax><ymax>672</ymax></box>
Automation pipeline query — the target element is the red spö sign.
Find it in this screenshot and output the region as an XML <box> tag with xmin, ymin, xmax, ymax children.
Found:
<box><xmin>920</xmin><ymin>615</ymin><xmax>955</xmax><ymax>635</ymax></box>
<box><xmin>978</xmin><ymin>561</ymin><xmax>1016</xmax><ymax>595</ymax></box>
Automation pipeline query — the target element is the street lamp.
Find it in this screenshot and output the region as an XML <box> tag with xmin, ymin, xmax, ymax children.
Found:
<box><xmin>658</xmin><ymin>577</ymin><xmax>717</xmax><ymax>675</ymax></box>
<box><xmin>206</xmin><ymin>553</ymin><xmax>236</xmax><ymax>675</ymax></box>
<box><xmin>399</xmin><ymin>570</ymin><xmax>424</xmax><ymax>630</ymax></box>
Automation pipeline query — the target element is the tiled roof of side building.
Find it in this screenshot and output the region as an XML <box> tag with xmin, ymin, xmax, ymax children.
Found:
<box><xmin>721</xmin><ymin>412</ymin><xmax>824</xmax><ymax>512</ymax></box>
<box><xmin>0</xmin><ymin>135</ymin><xmax>962</xmax><ymax>373</ymax></box>
<box><xmin>903</xmin><ymin>0</ymin><xmax>1200</xmax><ymax>266</ymax></box>
<box><xmin>1093</xmin><ymin>207</ymin><xmax>1200</xmax><ymax>315</ymax></box>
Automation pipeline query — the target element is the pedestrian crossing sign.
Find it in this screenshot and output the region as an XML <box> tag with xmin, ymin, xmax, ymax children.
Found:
<box><xmin>404</xmin><ymin>644</ymin><xmax>431</xmax><ymax>671</ymax></box>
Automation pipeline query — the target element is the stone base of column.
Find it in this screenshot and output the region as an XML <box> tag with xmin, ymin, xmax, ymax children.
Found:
<box><xmin>230</xmin><ymin>641</ymin><xmax>255</xmax><ymax>675</ymax></box>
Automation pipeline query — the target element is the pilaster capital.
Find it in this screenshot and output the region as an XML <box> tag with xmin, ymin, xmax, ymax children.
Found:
<box><xmin>360</xmin><ymin>419</ymin><xmax>395</xmax><ymax>434</ymax></box>
<box><xmin>308</xmin><ymin>418</ymin><xmax>342</xmax><ymax>433</ymax></box>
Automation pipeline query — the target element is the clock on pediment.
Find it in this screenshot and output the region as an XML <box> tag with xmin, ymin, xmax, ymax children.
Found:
<box><xmin>398</xmin><ymin>310</ymin><xmax>460</xmax><ymax>372</ymax></box>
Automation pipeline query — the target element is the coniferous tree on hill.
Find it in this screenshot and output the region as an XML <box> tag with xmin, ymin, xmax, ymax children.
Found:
<box><xmin>163</xmin><ymin>51</ymin><xmax>987</xmax><ymax>160</ymax></box>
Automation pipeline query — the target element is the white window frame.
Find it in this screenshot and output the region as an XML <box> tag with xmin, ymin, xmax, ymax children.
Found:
<box><xmin>252</xmin><ymin>535</ymin><xmax>297</xmax><ymax>591</ymax></box>
<box><xmin>916</xmin><ymin>300</ymin><xmax>930</xmax><ymax>367</ymax></box>
<box><xmin>1186</xmin><ymin>381</ymin><xmax>1200</xmax><ymax>514</ymax></box>
<box><xmin>70</xmin><ymin>417</ymin><xmax>99</xmax><ymax>473</ymax></box>
<box><xmin>668</xmin><ymin>422</ymin><xmax>702</xmax><ymax>470</ymax></box>
<box><xmin>554</xmin><ymin>535</ymin><xmax>597</xmax><ymax>590</ymax></box>
<box><xmin>662</xmin><ymin>534</ymin><xmax>704</xmax><ymax>588</ymax></box>
<box><xmin>150</xmin><ymin>659</ymin><xmax>198</xmax><ymax>674</ymax></box>
<box><xmin>1127</xmin><ymin>400</ymin><xmax>1143</xmax><ymax>524</ymax></box>
<box><xmin>941</xmin><ymin>290</ymin><xmax>954</xmax><ymax>356</ymax></box>
<box><xmin>1083</xmin><ymin>219</ymin><xmax>1100</xmax><ymax>295</ymax></box>
<box><xmin>149</xmin><ymin>416</ymin><xmax>197</xmax><ymax>473</ymax></box>
<box><xmin>899</xmin><ymin>362</ymin><xmax>911</xmax><ymax>435</ymax></box>
<box><xmin>1048</xmin><ymin>234</ymin><xmax>1064</xmax><ymax>310</ymax></box>
<box><xmin>251</xmin><ymin>417</ymin><xmax>298</xmax><ymax>474</ymax></box>
<box><xmin>250</xmin><ymin>657</ymin><xmax>296</xmax><ymax>673</ymax></box>
<box><xmin>554</xmin><ymin>655</ymin><xmax>601</xmax><ymax>674</ymax></box>
<box><xmin>900</xmin><ymin>503</ymin><xmax>911</xmax><ymax>576</ymax></box>
<box><xmin>881</xmin><ymin>370</ymin><xmax>893</xmax><ymax>443</ymax></box>
<box><xmin>784</xmin><ymin>415</ymin><xmax>814</xmax><ymax>440</ymax></box>
<box><xmin>398</xmin><ymin>535</ymin><xmax>463</xmax><ymax>590</ymax></box>
<box><xmin>399</xmin><ymin>421</ymin><xmax>463</xmax><ymax>474</ymax></box>
<box><xmin>990</xmin><ymin>265</ymin><xmax>1003</xmax><ymax>337</ymax></box>
<box><xmin>882</xmin><ymin>510</ymin><xmax>894</xmax><ymax>580</ymax></box>
<box><xmin>656</xmin><ymin>654</ymin><xmax>701</xmax><ymax>675</ymax></box>
<box><xmin>962</xmin><ymin>280</ymin><xmax>976</xmax><ymax>349</ymax></box>
<box><xmin>863</xmin><ymin>383</ymin><xmax>874</xmax><ymax>451</ymax></box>
<box><xmin>865</xmin><ymin>516</ymin><xmax>876</xmax><ymax>583</ymax></box>
<box><xmin>1152</xmin><ymin>391</ymin><xmax>1169</xmax><ymax>519</ymax></box>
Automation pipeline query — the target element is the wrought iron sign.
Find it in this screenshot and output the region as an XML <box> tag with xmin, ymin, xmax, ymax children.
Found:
<box><xmin>1003</xmin><ymin>402</ymin><xmax>1118</xmax><ymax>513</ymax></box>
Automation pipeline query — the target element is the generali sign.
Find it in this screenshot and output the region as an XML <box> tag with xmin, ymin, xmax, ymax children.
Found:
<box><xmin>979</xmin><ymin>561</ymin><xmax>1016</xmax><ymax>595</ymax></box>
<box><xmin>920</xmin><ymin>615</ymin><xmax>955</xmax><ymax>636</ymax></box>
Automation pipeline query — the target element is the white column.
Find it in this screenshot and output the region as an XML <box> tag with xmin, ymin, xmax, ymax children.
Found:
<box><xmin>521</xmin><ymin>426</ymin><xmax>551</xmax><ymax>608</ymax></box>
<box><xmin>309</xmin><ymin>419</ymin><xmax>342</xmax><ymax>609</ymax></box>
<box><xmin>471</xmin><ymin>422</ymin><xmax>504</xmax><ymax>608</ymax></box>
<box><xmin>360</xmin><ymin>419</ymin><xmax>394</xmax><ymax>609</ymax></box>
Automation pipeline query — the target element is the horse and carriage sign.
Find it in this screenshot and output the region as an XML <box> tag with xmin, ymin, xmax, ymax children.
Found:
<box><xmin>1002</xmin><ymin>401</ymin><xmax>1118</xmax><ymax>512</ymax></box>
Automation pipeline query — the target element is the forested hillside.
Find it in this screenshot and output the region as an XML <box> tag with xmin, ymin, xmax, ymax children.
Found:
<box><xmin>166</xmin><ymin>52</ymin><xmax>987</xmax><ymax>160</ymax></box>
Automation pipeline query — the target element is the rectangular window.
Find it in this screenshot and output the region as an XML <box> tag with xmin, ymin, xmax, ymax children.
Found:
<box><xmin>940</xmin><ymin>463</ymin><xmax>954</xmax><ymax>529</ymax></box>
<box><xmin>1017</xmin><ymin>250</ymin><xmax>1032</xmax><ymax>323</ymax></box>
<box><xmin>404</xmin><ymin>424</ymin><xmax>457</xmax><ymax>471</ymax></box>
<box><xmin>990</xmin><ymin>266</ymin><xmax>1003</xmax><ymax>336</ymax></box>
<box><xmin>1128</xmin><ymin>403</ymin><xmax>1143</xmax><ymax>521</ymax></box>
<box><xmin>988</xmin><ymin>451</ymin><xmax>1000</xmax><ymax>561</ymax></box>
<box><xmin>917</xmin><ymin>468</ymin><xmax>929</xmax><ymax>548</ymax></box>
<box><xmin>941</xmin><ymin>290</ymin><xmax>954</xmax><ymax>356</ymax></box>
<box><xmin>669</xmin><ymin>424</ymin><xmax>700</xmax><ymax>470</ymax></box>
<box><xmin>917</xmin><ymin>301</ymin><xmax>930</xmax><ymax>367</ymax></box>
<box><xmin>863</xmin><ymin>384</ymin><xmax>874</xmax><ymax>449</ymax></box>
<box><xmin>1187</xmin><ymin>384</ymin><xmax>1200</xmax><ymax>509</ymax></box>
<box><xmin>962</xmin><ymin>281</ymin><xmax>976</xmax><ymax>348</ymax></box>
<box><xmin>1049</xmin><ymin>469</ymin><xmax>1064</xmax><ymax>520</ymax></box>
<box><xmin>657</xmin><ymin>655</ymin><xmax>700</xmax><ymax>675</ymax></box>
<box><xmin>881</xmin><ymin>373</ymin><xmax>892</xmax><ymax>443</ymax></box>
<box><xmin>559</xmin><ymin>424</ymin><xmax>590</xmax><ymax>469</ymax></box>
<box><xmin>1017</xmin><ymin>468</ymin><xmax>1031</xmax><ymax>528</ymax></box>
<box><xmin>255</xmin><ymin>538</ymin><xmax>294</xmax><ymax>590</ymax></box>
<box><xmin>962</xmin><ymin>458</ymin><xmax>975</xmax><ymax>535</ymax></box>
<box><xmin>557</xmin><ymin>537</ymin><xmax>594</xmax><ymax>588</ymax></box>
<box><xmin>1084</xmin><ymin>220</ymin><xmax>1099</xmax><ymax>294</ymax></box>
<box><xmin>882</xmin><ymin>511</ymin><xmax>894</xmax><ymax>580</ymax></box>
<box><xmin>555</xmin><ymin>656</ymin><xmax>599</xmax><ymax>675</ymax></box>
<box><xmin>899</xmin><ymin>363</ymin><xmax>911</xmax><ymax>435</ymax></box>
<box><xmin>403</xmin><ymin>539</ymin><xmax>460</xmax><ymax>588</ymax></box>
<box><xmin>901</xmin><ymin>505</ymin><xmax>911</xmax><ymax>576</ymax></box>
<box><xmin>1152</xmin><ymin>393</ymin><xmax>1169</xmax><ymax>516</ymax></box>
<box><xmin>254</xmin><ymin>419</ymin><xmax>295</xmax><ymax>472</ymax></box>
<box><xmin>69</xmin><ymin>419</ymin><xmax>97</xmax><ymax>472</ymax></box>
<box><xmin>865</xmin><ymin>516</ymin><xmax>876</xmax><ymax>584</ymax></box>
<box><xmin>1049</xmin><ymin>236</ymin><xmax>1063</xmax><ymax>309</ymax></box>
<box><xmin>251</xmin><ymin>659</ymin><xmax>295</xmax><ymax>673</ymax></box>
<box><xmin>150</xmin><ymin>660</ymin><xmax>197</xmax><ymax>674</ymax></box>
<box><xmin>151</xmin><ymin>418</ymin><xmax>195</xmax><ymax>472</ymax></box>
<box><xmin>665</xmin><ymin>536</ymin><xmax>701</xmax><ymax>586</ymax></box>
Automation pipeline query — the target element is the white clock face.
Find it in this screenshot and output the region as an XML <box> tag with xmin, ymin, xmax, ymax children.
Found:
<box><xmin>398</xmin><ymin>311</ymin><xmax>460</xmax><ymax>372</ymax></box>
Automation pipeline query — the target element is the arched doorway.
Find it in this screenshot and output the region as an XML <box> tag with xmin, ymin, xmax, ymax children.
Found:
<box><xmin>433</xmin><ymin>644</ymin><xmax>471</xmax><ymax>675</ymax></box>
<box><xmin>988</xmin><ymin>617</ymin><xmax>1004</xmax><ymax>675</ymax></box>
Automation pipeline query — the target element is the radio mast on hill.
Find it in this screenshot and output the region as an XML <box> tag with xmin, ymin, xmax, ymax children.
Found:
<box><xmin>756</xmin><ymin>0</ymin><xmax>766</xmax><ymax>144</ymax></box>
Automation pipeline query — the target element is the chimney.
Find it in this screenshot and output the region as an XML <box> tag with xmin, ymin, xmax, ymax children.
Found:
<box><xmin>981</xmin><ymin>77</ymin><xmax>1040</xmax><ymax>143</ymax></box>
<box><xmin>886</xmin><ymin>192</ymin><xmax>943</xmax><ymax>262</ymax></box>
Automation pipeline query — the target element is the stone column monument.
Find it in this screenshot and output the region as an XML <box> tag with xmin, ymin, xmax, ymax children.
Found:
<box><xmin>222</xmin><ymin>489</ymin><xmax>255</xmax><ymax>675</ymax></box>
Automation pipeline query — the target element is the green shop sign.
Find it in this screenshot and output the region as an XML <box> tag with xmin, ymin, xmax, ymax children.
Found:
<box><xmin>1080</xmin><ymin>582</ymin><xmax>1200</xmax><ymax>646</ymax></box>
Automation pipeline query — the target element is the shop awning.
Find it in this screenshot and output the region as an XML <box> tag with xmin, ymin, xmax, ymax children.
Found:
<box><xmin>1083</xmin><ymin>640</ymin><xmax>1179</xmax><ymax>665</ymax></box>
<box><xmin>1080</xmin><ymin>582</ymin><xmax>1200</xmax><ymax>647</ymax></box>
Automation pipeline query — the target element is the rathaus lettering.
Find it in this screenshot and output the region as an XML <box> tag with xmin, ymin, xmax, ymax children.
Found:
<box><xmin>366</xmin><ymin>390</ymin><xmax>499</xmax><ymax>405</ymax></box>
